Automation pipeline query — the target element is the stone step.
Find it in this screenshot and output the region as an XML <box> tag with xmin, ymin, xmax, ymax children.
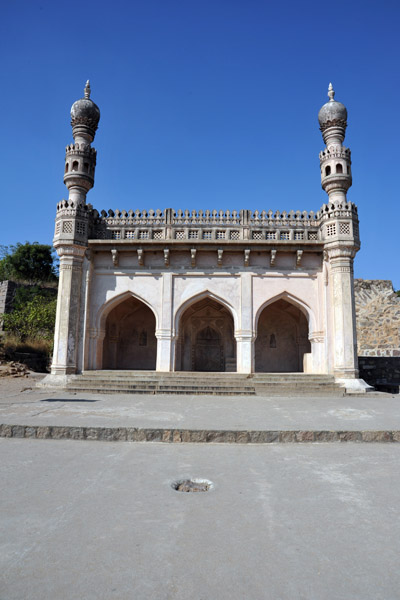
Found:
<box><xmin>80</xmin><ymin>371</ymin><xmax>336</xmax><ymax>383</ymax></box>
<box><xmin>66</xmin><ymin>371</ymin><xmax>345</xmax><ymax>396</ymax></box>
<box><xmin>83</xmin><ymin>370</ymin><xmax>335</xmax><ymax>378</ymax></box>
<box><xmin>71</xmin><ymin>380</ymin><xmax>338</xmax><ymax>390</ymax></box>
<box><xmin>67</xmin><ymin>386</ymin><xmax>257</xmax><ymax>396</ymax></box>
<box><xmin>2</xmin><ymin>424</ymin><xmax>398</xmax><ymax>443</ymax></box>
<box><xmin>74</xmin><ymin>384</ymin><xmax>251</xmax><ymax>390</ymax></box>
<box><xmin>66</xmin><ymin>383</ymin><xmax>344</xmax><ymax>396</ymax></box>
<box><xmin>69</xmin><ymin>382</ymin><xmax>255</xmax><ymax>391</ymax></box>
<box><xmin>73</xmin><ymin>380</ymin><xmax>339</xmax><ymax>389</ymax></box>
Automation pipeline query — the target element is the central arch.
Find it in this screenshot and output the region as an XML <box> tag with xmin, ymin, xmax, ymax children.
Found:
<box><xmin>102</xmin><ymin>295</ymin><xmax>157</xmax><ymax>370</ymax></box>
<box><xmin>175</xmin><ymin>296</ymin><xmax>236</xmax><ymax>372</ymax></box>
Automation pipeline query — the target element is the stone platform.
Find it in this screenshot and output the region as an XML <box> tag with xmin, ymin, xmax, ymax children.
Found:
<box><xmin>0</xmin><ymin>373</ymin><xmax>398</xmax><ymax>443</ymax></box>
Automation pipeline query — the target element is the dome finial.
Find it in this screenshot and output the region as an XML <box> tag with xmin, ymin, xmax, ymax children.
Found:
<box><xmin>84</xmin><ymin>80</ymin><xmax>91</xmax><ymax>99</ymax></box>
<box><xmin>328</xmin><ymin>82</ymin><xmax>335</xmax><ymax>102</ymax></box>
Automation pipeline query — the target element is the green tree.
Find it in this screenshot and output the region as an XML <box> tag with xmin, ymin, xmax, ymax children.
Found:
<box><xmin>0</xmin><ymin>242</ymin><xmax>58</xmax><ymax>283</ymax></box>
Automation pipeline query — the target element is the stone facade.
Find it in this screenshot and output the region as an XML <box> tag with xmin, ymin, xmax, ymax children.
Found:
<box><xmin>44</xmin><ymin>81</ymin><xmax>369</xmax><ymax>391</ymax></box>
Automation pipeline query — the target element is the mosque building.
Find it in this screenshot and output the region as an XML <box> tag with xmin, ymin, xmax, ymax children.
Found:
<box><xmin>45</xmin><ymin>81</ymin><xmax>369</xmax><ymax>392</ymax></box>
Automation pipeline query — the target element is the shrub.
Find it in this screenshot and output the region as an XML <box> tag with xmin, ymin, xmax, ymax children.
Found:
<box><xmin>1</xmin><ymin>294</ymin><xmax>57</xmax><ymax>342</ymax></box>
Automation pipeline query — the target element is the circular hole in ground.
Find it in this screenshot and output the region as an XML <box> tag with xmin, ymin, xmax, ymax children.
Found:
<box><xmin>172</xmin><ymin>478</ymin><xmax>214</xmax><ymax>492</ymax></box>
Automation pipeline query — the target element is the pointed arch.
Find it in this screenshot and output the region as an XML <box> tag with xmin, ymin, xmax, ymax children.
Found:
<box><xmin>254</xmin><ymin>291</ymin><xmax>316</xmax><ymax>334</ymax></box>
<box><xmin>254</xmin><ymin>291</ymin><xmax>313</xmax><ymax>373</ymax></box>
<box><xmin>173</xmin><ymin>289</ymin><xmax>238</xmax><ymax>335</ymax></box>
<box><xmin>174</xmin><ymin>290</ymin><xmax>237</xmax><ymax>372</ymax></box>
<box><xmin>95</xmin><ymin>291</ymin><xmax>159</xmax><ymax>370</ymax></box>
<box><xmin>96</xmin><ymin>290</ymin><xmax>159</xmax><ymax>333</ymax></box>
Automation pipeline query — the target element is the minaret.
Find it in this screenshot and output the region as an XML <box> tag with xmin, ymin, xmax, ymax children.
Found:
<box><xmin>318</xmin><ymin>83</ymin><xmax>352</xmax><ymax>207</ymax></box>
<box><xmin>50</xmin><ymin>82</ymin><xmax>100</xmax><ymax>377</ymax></box>
<box><xmin>64</xmin><ymin>80</ymin><xmax>100</xmax><ymax>205</ymax></box>
<box><xmin>318</xmin><ymin>84</ymin><xmax>360</xmax><ymax>382</ymax></box>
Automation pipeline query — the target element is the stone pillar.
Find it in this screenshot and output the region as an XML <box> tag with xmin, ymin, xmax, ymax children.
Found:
<box><xmin>327</xmin><ymin>246</ymin><xmax>359</xmax><ymax>378</ymax></box>
<box><xmin>156</xmin><ymin>272</ymin><xmax>174</xmax><ymax>371</ymax></box>
<box><xmin>94</xmin><ymin>329</ymin><xmax>106</xmax><ymax>370</ymax></box>
<box><xmin>156</xmin><ymin>331</ymin><xmax>175</xmax><ymax>372</ymax></box>
<box><xmin>81</xmin><ymin>251</ymin><xmax>93</xmax><ymax>371</ymax></box>
<box><xmin>235</xmin><ymin>333</ymin><xmax>254</xmax><ymax>374</ymax></box>
<box><xmin>86</xmin><ymin>328</ymin><xmax>98</xmax><ymax>370</ymax></box>
<box><xmin>308</xmin><ymin>332</ymin><xmax>325</xmax><ymax>374</ymax></box>
<box><xmin>51</xmin><ymin>245</ymin><xmax>86</xmax><ymax>375</ymax></box>
<box><xmin>236</xmin><ymin>272</ymin><xmax>254</xmax><ymax>373</ymax></box>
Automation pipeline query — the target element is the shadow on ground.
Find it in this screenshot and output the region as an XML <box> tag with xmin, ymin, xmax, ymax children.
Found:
<box><xmin>40</xmin><ymin>398</ymin><xmax>98</xmax><ymax>403</ymax></box>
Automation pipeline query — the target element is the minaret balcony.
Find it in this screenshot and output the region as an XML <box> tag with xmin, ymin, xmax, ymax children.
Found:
<box><xmin>321</xmin><ymin>172</ymin><xmax>352</xmax><ymax>194</ymax></box>
<box><xmin>64</xmin><ymin>170</ymin><xmax>94</xmax><ymax>192</ymax></box>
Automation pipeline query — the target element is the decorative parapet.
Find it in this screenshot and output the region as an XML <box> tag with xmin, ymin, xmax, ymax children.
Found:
<box><xmin>319</xmin><ymin>201</ymin><xmax>360</xmax><ymax>245</ymax></box>
<box><xmin>53</xmin><ymin>201</ymin><xmax>360</xmax><ymax>248</ymax></box>
<box><xmin>55</xmin><ymin>199</ymin><xmax>93</xmax><ymax>218</ymax></box>
<box><xmin>65</xmin><ymin>143</ymin><xmax>97</xmax><ymax>159</ymax></box>
<box><xmin>53</xmin><ymin>199</ymin><xmax>93</xmax><ymax>245</ymax></box>
<box><xmin>319</xmin><ymin>146</ymin><xmax>351</xmax><ymax>163</ymax></box>
<box><xmin>90</xmin><ymin>208</ymin><xmax>324</xmax><ymax>243</ymax></box>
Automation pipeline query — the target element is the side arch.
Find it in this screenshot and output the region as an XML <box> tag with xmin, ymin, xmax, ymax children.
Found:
<box><xmin>254</xmin><ymin>291</ymin><xmax>315</xmax><ymax>373</ymax></box>
<box><xmin>95</xmin><ymin>291</ymin><xmax>159</xmax><ymax>370</ymax></box>
<box><xmin>96</xmin><ymin>290</ymin><xmax>159</xmax><ymax>333</ymax></box>
<box><xmin>254</xmin><ymin>291</ymin><xmax>316</xmax><ymax>334</ymax></box>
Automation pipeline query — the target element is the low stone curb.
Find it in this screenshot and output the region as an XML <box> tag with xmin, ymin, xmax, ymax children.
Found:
<box><xmin>1</xmin><ymin>424</ymin><xmax>400</xmax><ymax>443</ymax></box>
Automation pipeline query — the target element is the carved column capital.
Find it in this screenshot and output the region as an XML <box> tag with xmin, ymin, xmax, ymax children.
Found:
<box><xmin>326</xmin><ymin>245</ymin><xmax>357</xmax><ymax>261</ymax></box>
<box><xmin>309</xmin><ymin>331</ymin><xmax>325</xmax><ymax>343</ymax></box>
<box><xmin>88</xmin><ymin>328</ymin><xmax>98</xmax><ymax>339</ymax></box>
<box><xmin>56</xmin><ymin>244</ymin><xmax>86</xmax><ymax>260</ymax></box>
<box><xmin>234</xmin><ymin>329</ymin><xmax>256</xmax><ymax>342</ymax></box>
<box><xmin>155</xmin><ymin>329</ymin><xmax>177</xmax><ymax>341</ymax></box>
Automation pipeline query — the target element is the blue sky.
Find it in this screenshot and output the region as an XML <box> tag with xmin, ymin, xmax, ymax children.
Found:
<box><xmin>1</xmin><ymin>0</ymin><xmax>399</xmax><ymax>287</ymax></box>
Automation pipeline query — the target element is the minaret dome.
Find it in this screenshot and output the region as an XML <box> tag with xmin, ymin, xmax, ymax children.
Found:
<box><xmin>70</xmin><ymin>80</ymin><xmax>100</xmax><ymax>142</ymax></box>
<box><xmin>318</xmin><ymin>83</ymin><xmax>348</xmax><ymax>146</ymax></box>
<box><xmin>318</xmin><ymin>83</ymin><xmax>347</xmax><ymax>126</ymax></box>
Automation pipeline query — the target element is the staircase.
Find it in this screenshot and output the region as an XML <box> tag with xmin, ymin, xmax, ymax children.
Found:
<box><xmin>65</xmin><ymin>371</ymin><xmax>345</xmax><ymax>396</ymax></box>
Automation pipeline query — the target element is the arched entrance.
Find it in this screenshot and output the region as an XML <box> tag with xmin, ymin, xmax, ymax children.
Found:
<box><xmin>255</xmin><ymin>299</ymin><xmax>310</xmax><ymax>372</ymax></box>
<box><xmin>176</xmin><ymin>297</ymin><xmax>236</xmax><ymax>372</ymax></box>
<box><xmin>102</xmin><ymin>296</ymin><xmax>157</xmax><ymax>369</ymax></box>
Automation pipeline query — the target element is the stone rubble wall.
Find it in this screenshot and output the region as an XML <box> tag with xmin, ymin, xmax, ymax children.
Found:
<box><xmin>0</xmin><ymin>281</ymin><xmax>20</xmax><ymax>330</ymax></box>
<box><xmin>354</xmin><ymin>279</ymin><xmax>400</xmax><ymax>357</ymax></box>
<box><xmin>355</xmin><ymin>279</ymin><xmax>400</xmax><ymax>390</ymax></box>
<box><xmin>358</xmin><ymin>357</ymin><xmax>400</xmax><ymax>393</ymax></box>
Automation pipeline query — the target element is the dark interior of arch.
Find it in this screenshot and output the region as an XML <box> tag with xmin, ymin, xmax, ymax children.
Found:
<box><xmin>176</xmin><ymin>298</ymin><xmax>236</xmax><ymax>372</ymax></box>
<box><xmin>102</xmin><ymin>296</ymin><xmax>157</xmax><ymax>370</ymax></box>
<box><xmin>255</xmin><ymin>299</ymin><xmax>311</xmax><ymax>372</ymax></box>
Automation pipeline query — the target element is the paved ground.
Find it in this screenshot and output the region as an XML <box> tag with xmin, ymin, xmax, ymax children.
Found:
<box><xmin>1</xmin><ymin>438</ymin><xmax>400</xmax><ymax>600</ymax></box>
<box><xmin>1</xmin><ymin>375</ymin><xmax>400</xmax><ymax>599</ymax></box>
<box><xmin>0</xmin><ymin>374</ymin><xmax>399</xmax><ymax>432</ymax></box>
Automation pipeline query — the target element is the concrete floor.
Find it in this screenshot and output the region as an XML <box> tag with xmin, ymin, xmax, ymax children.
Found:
<box><xmin>1</xmin><ymin>438</ymin><xmax>400</xmax><ymax>600</ymax></box>
<box><xmin>0</xmin><ymin>374</ymin><xmax>398</xmax><ymax>431</ymax></box>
